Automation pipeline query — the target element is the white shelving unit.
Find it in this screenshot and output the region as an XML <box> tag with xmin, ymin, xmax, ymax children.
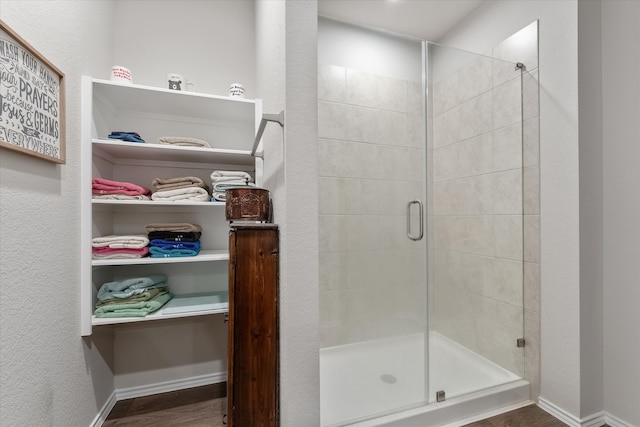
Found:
<box><xmin>80</xmin><ymin>77</ymin><xmax>261</xmax><ymax>336</ymax></box>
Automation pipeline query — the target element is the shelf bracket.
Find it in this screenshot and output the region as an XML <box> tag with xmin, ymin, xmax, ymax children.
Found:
<box><xmin>252</xmin><ymin>111</ymin><xmax>285</xmax><ymax>157</ymax></box>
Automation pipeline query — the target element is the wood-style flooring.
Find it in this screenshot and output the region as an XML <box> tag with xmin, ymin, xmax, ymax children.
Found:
<box><xmin>103</xmin><ymin>384</ymin><xmax>604</xmax><ymax>427</ymax></box>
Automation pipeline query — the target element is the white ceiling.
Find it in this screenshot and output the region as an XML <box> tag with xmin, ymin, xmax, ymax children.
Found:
<box><xmin>317</xmin><ymin>0</ymin><xmax>484</xmax><ymax>42</ymax></box>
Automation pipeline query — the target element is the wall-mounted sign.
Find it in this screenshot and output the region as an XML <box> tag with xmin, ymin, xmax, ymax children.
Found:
<box><xmin>0</xmin><ymin>20</ymin><xmax>65</xmax><ymax>163</ymax></box>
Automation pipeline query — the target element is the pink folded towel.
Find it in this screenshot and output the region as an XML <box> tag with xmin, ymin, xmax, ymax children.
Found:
<box><xmin>92</xmin><ymin>178</ymin><xmax>152</xmax><ymax>196</ymax></box>
<box><xmin>91</xmin><ymin>246</ymin><xmax>149</xmax><ymax>259</ymax></box>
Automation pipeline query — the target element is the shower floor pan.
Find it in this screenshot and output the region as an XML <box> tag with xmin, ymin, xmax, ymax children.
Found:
<box><xmin>320</xmin><ymin>332</ymin><xmax>529</xmax><ymax>427</ymax></box>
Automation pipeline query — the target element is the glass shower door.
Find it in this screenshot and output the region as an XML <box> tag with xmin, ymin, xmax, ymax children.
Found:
<box><xmin>425</xmin><ymin>42</ymin><xmax>525</xmax><ymax>403</ymax></box>
<box><xmin>317</xmin><ymin>45</ymin><xmax>429</xmax><ymax>424</ymax></box>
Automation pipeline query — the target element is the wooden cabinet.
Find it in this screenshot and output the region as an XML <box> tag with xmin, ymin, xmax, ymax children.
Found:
<box><xmin>228</xmin><ymin>224</ymin><xmax>279</xmax><ymax>427</ymax></box>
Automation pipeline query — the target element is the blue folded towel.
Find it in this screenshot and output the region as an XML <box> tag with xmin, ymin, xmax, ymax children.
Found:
<box><xmin>108</xmin><ymin>131</ymin><xmax>145</xmax><ymax>143</ymax></box>
<box><xmin>97</xmin><ymin>274</ymin><xmax>167</xmax><ymax>301</ymax></box>
<box><xmin>150</xmin><ymin>239</ymin><xmax>201</xmax><ymax>251</ymax></box>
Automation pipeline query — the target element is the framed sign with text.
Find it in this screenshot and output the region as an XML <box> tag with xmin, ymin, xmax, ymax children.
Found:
<box><xmin>0</xmin><ymin>20</ymin><xmax>65</xmax><ymax>163</ymax></box>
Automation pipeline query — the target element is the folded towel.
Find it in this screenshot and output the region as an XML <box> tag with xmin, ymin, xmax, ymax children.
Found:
<box><xmin>212</xmin><ymin>192</ymin><xmax>226</xmax><ymax>202</ymax></box>
<box><xmin>108</xmin><ymin>131</ymin><xmax>145</xmax><ymax>143</ymax></box>
<box><xmin>149</xmin><ymin>247</ymin><xmax>200</xmax><ymax>258</ymax></box>
<box><xmin>151</xmin><ymin>187</ymin><xmax>210</xmax><ymax>202</ymax></box>
<box><xmin>150</xmin><ymin>239</ymin><xmax>201</xmax><ymax>251</ymax></box>
<box><xmin>92</xmin><ymin>178</ymin><xmax>152</xmax><ymax>197</ymax></box>
<box><xmin>147</xmin><ymin>231</ymin><xmax>201</xmax><ymax>242</ymax></box>
<box><xmin>157</xmin><ymin>136</ymin><xmax>210</xmax><ymax>148</ymax></box>
<box><xmin>97</xmin><ymin>274</ymin><xmax>167</xmax><ymax>301</ymax></box>
<box><xmin>94</xmin><ymin>291</ymin><xmax>173</xmax><ymax>318</ymax></box>
<box><xmin>92</xmin><ymin>194</ymin><xmax>151</xmax><ymax>201</ymax></box>
<box><xmin>152</xmin><ymin>176</ymin><xmax>210</xmax><ymax>193</ymax></box>
<box><xmin>95</xmin><ymin>286</ymin><xmax>168</xmax><ymax>307</ymax></box>
<box><xmin>210</xmin><ymin>170</ymin><xmax>252</xmax><ymax>181</ymax></box>
<box><xmin>212</xmin><ymin>180</ymin><xmax>256</xmax><ymax>192</ymax></box>
<box><xmin>91</xmin><ymin>247</ymin><xmax>149</xmax><ymax>259</ymax></box>
<box><xmin>145</xmin><ymin>223</ymin><xmax>202</xmax><ymax>233</ymax></box>
<box><xmin>92</xmin><ymin>252</ymin><xmax>147</xmax><ymax>260</ymax></box>
<box><xmin>92</xmin><ymin>235</ymin><xmax>149</xmax><ymax>249</ymax></box>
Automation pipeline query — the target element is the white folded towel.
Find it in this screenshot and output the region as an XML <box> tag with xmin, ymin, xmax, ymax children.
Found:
<box><xmin>92</xmin><ymin>235</ymin><xmax>150</xmax><ymax>249</ymax></box>
<box><xmin>212</xmin><ymin>180</ymin><xmax>256</xmax><ymax>192</ymax></box>
<box><xmin>151</xmin><ymin>187</ymin><xmax>210</xmax><ymax>202</ymax></box>
<box><xmin>210</xmin><ymin>170</ymin><xmax>252</xmax><ymax>182</ymax></box>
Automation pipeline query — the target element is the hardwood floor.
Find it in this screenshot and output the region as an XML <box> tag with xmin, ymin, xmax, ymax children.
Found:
<box><xmin>103</xmin><ymin>384</ymin><xmax>226</xmax><ymax>427</ymax></box>
<box><xmin>104</xmin><ymin>384</ymin><xmax>607</xmax><ymax>427</ymax></box>
<box><xmin>462</xmin><ymin>404</ymin><xmax>569</xmax><ymax>426</ymax></box>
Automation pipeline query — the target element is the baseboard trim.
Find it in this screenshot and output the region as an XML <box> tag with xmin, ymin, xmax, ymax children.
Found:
<box><xmin>539</xmin><ymin>397</ymin><xmax>635</xmax><ymax>427</ymax></box>
<box><xmin>539</xmin><ymin>397</ymin><xmax>582</xmax><ymax>427</ymax></box>
<box><xmin>91</xmin><ymin>390</ymin><xmax>117</xmax><ymax>427</ymax></box>
<box><xmin>115</xmin><ymin>372</ymin><xmax>227</xmax><ymax>400</ymax></box>
<box><xmin>604</xmin><ymin>412</ymin><xmax>635</xmax><ymax>427</ymax></box>
<box><xmin>581</xmin><ymin>411</ymin><xmax>606</xmax><ymax>427</ymax></box>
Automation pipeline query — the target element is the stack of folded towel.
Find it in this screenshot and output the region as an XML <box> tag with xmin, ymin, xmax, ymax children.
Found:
<box><xmin>151</xmin><ymin>176</ymin><xmax>211</xmax><ymax>202</ymax></box>
<box><xmin>92</xmin><ymin>235</ymin><xmax>150</xmax><ymax>259</ymax></box>
<box><xmin>92</xmin><ymin>178</ymin><xmax>152</xmax><ymax>201</ymax></box>
<box><xmin>210</xmin><ymin>170</ymin><xmax>255</xmax><ymax>202</ymax></box>
<box><xmin>94</xmin><ymin>274</ymin><xmax>173</xmax><ymax>318</ymax></box>
<box><xmin>145</xmin><ymin>223</ymin><xmax>202</xmax><ymax>258</ymax></box>
<box><xmin>156</xmin><ymin>136</ymin><xmax>211</xmax><ymax>148</ymax></box>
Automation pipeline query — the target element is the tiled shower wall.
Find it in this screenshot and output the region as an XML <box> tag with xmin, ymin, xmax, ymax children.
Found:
<box><xmin>429</xmin><ymin>22</ymin><xmax>540</xmax><ymax>398</ymax></box>
<box><xmin>318</xmin><ymin>66</ymin><xmax>426</xmax><ymax>347</ymax></box>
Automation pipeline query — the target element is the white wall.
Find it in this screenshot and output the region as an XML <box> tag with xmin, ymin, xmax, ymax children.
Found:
<box><xmin>577</xmin><ymin>0</ymin><xmax>604</xmax><ymax>419</ymax></box>
<box><xmin>256</xmin><ymin>1</ymin><xmax>320</xmax><ymax>426</ymax></box>
<box><xmin>0</xmin><ymin>1</ymin><xmax>116</xmax><ymax>426</ymax></box>
<box><xmin>439</xmin><ymin>0</ymin><xmax>584</xmax><ymax>419</ymax></box>
<box><xmin>601</xmin><ymin>2</ymin><xmax>640</xmax><ymax>426</ymax></box>
<box><xmin>112</xmin><ymin>0</ymin><xmax>256</xmax><ymax>98</ymax></box>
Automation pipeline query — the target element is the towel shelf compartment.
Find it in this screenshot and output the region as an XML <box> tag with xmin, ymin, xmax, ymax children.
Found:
<box><xmin>81</xmin><ymin>76</ymin><xmax>262</xmax><ymax>336</ymax></box>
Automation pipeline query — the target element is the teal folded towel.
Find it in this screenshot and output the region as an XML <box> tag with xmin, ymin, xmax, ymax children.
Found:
<box><xmin>149</xmin><ymin>247</ymin><xmax>200</xmax><ymax>258</ymax></box>
<box><xmin>97</xmin><ymin>274</ymin><xmax>167</xmax><ymax>301</ymax></box>
<box><xmin>94</xmin><ymin>291</ymin><xmax>173</xmax><ymax>318</ymax></box>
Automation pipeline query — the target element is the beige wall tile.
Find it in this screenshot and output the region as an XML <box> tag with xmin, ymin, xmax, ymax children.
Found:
<box><xmin>524</xmin><ymin>261</ymin><xmax>540</xmax><ymax>313</ymax></box>
<box><xmin>318</xmin><ymin>64</ymin><xmax>346</xmax><ymax>103</ymax></box>
<box><xmin>523</xmin><ymin>166</ymin><xmax>540</xmax><ymax>214</ymax></box>
<box><xmin>434</xmin><ymin>215</ymin><xmax>493</xmax><ymax>255</ymax></box>
<box><xmin>493</xmin><ymin>215</ymin><xmax>523</xmax><ymax>260</ymax></box>
<box><xmin>433</xmin><ymin>106</ymin><xmax>460</xmax><ymax>148</ymax></box>
<box><xmin>347</xmin><ymin>69</ymin><xmax>408</xmax><ymax>112</ymax></box>
<box><xmin>319</xmin><ymin>251</ymin><xmax>347</xmax><ymax>291</ymax></box>
<box><xmin>493</xmin><ymin>77</ymin><xmax>522</xmax><ymax>130</ymax></box>
<box><xmin>434</xmin><ymin>133</ymin><xmax>493</xmax><ymax>182</ymax></box>
<box><xmin>434</xmin><ymin>175</ymin><xmax>493</xmax><ymax>215</ymax></box>
<box><xmin>493</xmin><ymin>122</ymin><xmax>522</xmax><ymax>172</ymax></box>
<box><xmin>492</xmin><ymin>258</ymin><xmax>524</xmax><ymax>307</ymax></box>
<box><xmin>433</xmin><ymin>71</ymin><xmax>460</xmax><ymax>116</ymax></box>
<box><xmin>524</xmin><ymin>214</ymin><xmax>540</xmax><ymax>263</ymax></box>
<box><xmin>493</xmin><ymin>169</ymin><xmax>523</xmax><ymax>214</ymax></box>
<box><xmin>459</xmin><ymin>91</ymin><xmax>493</xmax><ymax>140</ymax></box>
<box><xmin>459</xmin><ymin>54</ymin><xmax>493</xmax><ymax>103</ymax></box>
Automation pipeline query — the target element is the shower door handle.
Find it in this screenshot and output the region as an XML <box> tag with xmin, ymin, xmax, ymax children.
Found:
<box><xmin>406</xmin><ymin>200</ymin><xmax>424</xmax><ymax>241</ymax></box>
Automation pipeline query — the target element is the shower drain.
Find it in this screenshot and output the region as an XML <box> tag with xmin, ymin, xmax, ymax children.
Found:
<box><xmin>380</xmin><ymin>374</ymin><xmax>397</xmax><ymax>384</ymax></box>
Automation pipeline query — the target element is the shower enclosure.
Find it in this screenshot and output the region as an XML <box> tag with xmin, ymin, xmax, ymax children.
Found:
<box><xmin>318</xmin><ymin>18</ymin><xmax>528</xmax><ymax>427</ymax></box>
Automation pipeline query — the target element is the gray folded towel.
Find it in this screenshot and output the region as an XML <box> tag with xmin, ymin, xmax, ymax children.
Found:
<box><xmin>157</xmin><ymin>136</ymin><xmax>210</xmax><ymax>148</ymax></box>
